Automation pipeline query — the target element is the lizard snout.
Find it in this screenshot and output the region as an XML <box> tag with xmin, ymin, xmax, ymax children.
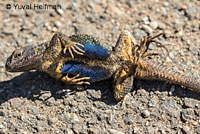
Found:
<box><xmin>5</xmin><ymin>56</ymin><xmax>13</xmax><ymax>72</ymax></box>
<box><xmin>5</xmin><ymin>59</ymin><xmax>11</xmax><ymax>71</ymax></box>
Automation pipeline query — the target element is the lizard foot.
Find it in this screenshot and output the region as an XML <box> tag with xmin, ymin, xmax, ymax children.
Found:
<box><xmin>52</xmin><ymin>32</ymin><xmax>85</xmax><ymax>59</ymax></box>
<box><xmin>61</xmin><ymin>74</ymin><xmax>90</xmax><ymax>85</ymax></box>
<box><xmin>63</xmin><ymin>42</ymin><xmax>85</xmax><ymax>59</ymax></box>
<box><xmin>139</xmin><ymin>33</ymin><xmax>168</xmax><ymax>58</ymax></box>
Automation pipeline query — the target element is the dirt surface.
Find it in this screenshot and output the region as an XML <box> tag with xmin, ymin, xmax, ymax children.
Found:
<box><xmin>0</xmin><ymin>0</ymin><xmax>200</xmax><ymax>133</ymax></box>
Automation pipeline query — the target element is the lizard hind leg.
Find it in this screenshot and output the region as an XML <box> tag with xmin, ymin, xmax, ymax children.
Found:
<box><xmin>139</xmin><ymin>33</ymin><xmax>168</xmax><ymax>57</ymax></box>
<box><xmin>61</xmin><ymin>73</ymin><xmax>90</xmax><ymax>85</ymax></box>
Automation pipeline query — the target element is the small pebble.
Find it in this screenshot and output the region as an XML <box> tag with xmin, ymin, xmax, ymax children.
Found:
<box><xmin>142</xmin><ymin>25</ymin><xmax>153</xmax><ymax>33</ymax></box>
<box><xmin>180</xmin><ymin>5</ymin><xmax>187</xmax><ymax>10</ymax></box>
<box><xmin>142</xmin><ymin>16</ymin><xmax>150</xmax><ymax>24</ymax></box>
<box><xmin>186</xmin><ymin>40</ymin><xmax>190</xmax><ymax>45</ymax></box>
<box><xmin>55</xmin><ymin>21</ymin><xmax>62</xmax><ymax>28</ymax></box>
<box><xmin>182</xmin><ymin>126</ymin><xmax>191</xmax><ymax>134</ymax></box>
<box><xmin>150</xmin><ymin>21</ymin><xmax>158</xmax><ymax>29</ymax></box>
<box><xmin>169</xmin><ymin>85</ymin><xmax>175</xmax><ymax>95</ymax></box>
<box><xmin>163</xmin><ymin>2</ymin><xmax>169</xmax><ymax>7</ymax></box>
<box><xmin>108</xmin><ymin>129</ymin><xmax>124</xmax><ymax>134</ymax></box>
<box><xmin>0</xmin><ymin>124</ymin><xmax>4</xmax><ymax>129</ymax></box>
<box><xmin>141</xmin><ymin>110</ymin><xmax>150</xmax><ymax>118</ymax></box>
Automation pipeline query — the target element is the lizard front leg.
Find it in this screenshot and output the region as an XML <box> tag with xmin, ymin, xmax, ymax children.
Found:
<box><xmin>111</xmin><ymin>30</ymin><xmax>139</xmax><ymax>100</ymax></box>
<box><xmin>50</xmin><ymin>33</ymin><xmax>111</xmax><ymax>60</ymax></box>
<box><xmin>69</xmin><ymin>34</ymin><xmax>111</xmax><ymax>60</ymax></box>
<box><xmin>50</xmin><ymin>33</ymin><xmax>85</xmax><ymax>59</ymax></box>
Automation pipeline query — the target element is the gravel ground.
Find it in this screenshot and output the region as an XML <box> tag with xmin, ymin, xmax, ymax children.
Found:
<box><xmin>0</xmin><ymin>0</ymin><xmax>200</xmax><ymax>133</ymax></box>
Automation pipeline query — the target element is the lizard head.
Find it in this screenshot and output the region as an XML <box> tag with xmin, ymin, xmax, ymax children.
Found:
<box><xmin>5</xmin><ymin>44</ymin><xmax>44</xmax><ymax>72</ymax></box>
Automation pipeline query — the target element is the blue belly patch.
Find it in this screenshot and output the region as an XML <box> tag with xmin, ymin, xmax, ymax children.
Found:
<box><xmin>61</xmin><ymin>62</ymin><xmax>108</xmax><ymax>82</ymax></box>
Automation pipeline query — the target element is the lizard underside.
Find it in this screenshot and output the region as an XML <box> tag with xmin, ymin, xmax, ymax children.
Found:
<box><xmin>5</xmin><ymin>30</ymin><xmax>200</xmax><ymax>101</ymax></box>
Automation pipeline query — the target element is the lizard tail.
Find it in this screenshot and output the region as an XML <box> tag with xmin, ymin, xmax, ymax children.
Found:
<box><xmin>135</xmin><ymin>60</ymin><xmax>200</xmax><ymax>93</ymax></box>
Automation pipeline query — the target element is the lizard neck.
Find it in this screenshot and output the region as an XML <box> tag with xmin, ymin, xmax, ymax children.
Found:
<box><xmin>31</xmin><ymin>41</ymin><xmax>50</xmax><ymax>70</ymax></box>
<box><xmin>38</xmin><ymin>40</ymin><xmax>63</xmax><ymax>72</ymax></box>
<box><xmin>23</xmin><ymin>42</ymin><xmax>50</xmax><ymax>71</ymax></box>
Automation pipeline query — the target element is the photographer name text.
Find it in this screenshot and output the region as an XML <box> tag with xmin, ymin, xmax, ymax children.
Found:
<box><xmin>13</xmin><ymin>4</ymin><xmax>61</xmax><ymax>10</ymax></box>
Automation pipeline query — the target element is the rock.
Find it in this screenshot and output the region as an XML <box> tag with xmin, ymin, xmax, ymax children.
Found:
<box><xmin>9</xmin><ymin>97</ymin><xmax>23</xmax><ymax>109</ymax></box>
<box><xmin>142</xmin><ymin>16</ymin><xmax>150</xmax><ymax>24</ymax></box>
<box><xmin>132</xmin><ymin>28</ymin><xmax>147</xmax><ymax>40</ymax></box>
<box><xmin>181</xmin><ymin>108</ymin><xmax>195</xmax><ymax>122</ymax></box>
<box><xmin>183</xmin><ymin>98</ymin><xmax>197</xmax><ymax>108</ymax></box>
<box><xmin>123</xmin><ymin>115</ymin><xmax>134</xmax><ymax>125</ymax></box>
<box><xmin>141</xmin><ymin>110</ymin><xmax>150</xmax><ymax>118</ymax></box>
<box><xmin>108</xmin><ymin>129</ymin><xmax>125</xmax><ymax>134</ymax></box>
<box><xmin>150</xmin><ymin>21</ymin><xmax>158</xmax><ymax>29</ymax></box>
<box><xmin>142</xmin><ymin>25</ymin><xmax>153</xmax><ymax>33</ymax></box>
<box><xmin>54</xmin><ymin>21</ymin><xmax>62</xmax><ymax>28</ymax></box>
<box><xmin>182</xmin><ymin>126</ymin><xmax>192</xmax><ymax>134</ymax></box>
<box><xmin>0</xmin><ymin>110</ymin><xmax>5</xmax><ymax>116</ymax></box>
<box><xmin>169</xmin><ymin>85</ymin><xmax>176</xmax><ymax>95</ymax></box>
<box><xmin>185</xmin><ymin>5</ymin><xmax>198</xmax><ymax>19</ymax></box>
<box><xmin>62</xmin><ymin>113</ymin><xmax>80</xmax><ymax>124</ymax></box>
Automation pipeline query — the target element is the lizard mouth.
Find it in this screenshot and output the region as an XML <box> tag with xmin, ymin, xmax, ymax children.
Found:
<box><xmin>5</xmin><ymin>56</ymin><xmax>12</xmax><ymax>71</ymax></box>
<box><xmin>5</xmin><ymin>54</ymin><xmax>24</xmax><ymax>72</ymax></box>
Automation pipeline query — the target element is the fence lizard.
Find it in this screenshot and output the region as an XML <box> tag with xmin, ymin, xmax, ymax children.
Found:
<box><xmin>5</xmin><ymin>30</ymin><xmax>200</xmax><ymax>100</ymax></box>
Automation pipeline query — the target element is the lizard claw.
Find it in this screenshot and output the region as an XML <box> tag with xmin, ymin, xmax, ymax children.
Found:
<box><xmin>61</xmin><ymin>73</ymin><xmax>90</xmax><ymax>85</ymax></box>
<box><xmin>139</xmin><ymin>33</ymin><xmax>168</xmax><ymax>58</ymax></box>
<box><xmin>63</xmin><ymin>42</ymin><xmax>85</xmax><ymax>59</ymax></box>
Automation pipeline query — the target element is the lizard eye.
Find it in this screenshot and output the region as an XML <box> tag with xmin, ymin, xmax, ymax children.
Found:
<box><xmin>13</xmin><ymin>50</ymin><xmax>23</xmax><ymax>59</ymax></box>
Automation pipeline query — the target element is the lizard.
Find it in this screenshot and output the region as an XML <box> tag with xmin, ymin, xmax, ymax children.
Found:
<box><xmin>5</xmin><ymin>30</ymin><xmax>200</xmax><ymax>101</ymax></box>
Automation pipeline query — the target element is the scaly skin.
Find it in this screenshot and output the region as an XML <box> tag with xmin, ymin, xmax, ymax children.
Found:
<box><xmin>135</xmin><ymin>59</ymin><xmax>200</xmax><ymax>94</ymax></box>
<box><xmin>5</xmin><ymin>30</ymin><xmax>200</xmax><ymax>101</ymax></box>
<box><xmin>5</xmin><ymin>31</ymin><xmax>137</xmax><ymax>100</ymax></box>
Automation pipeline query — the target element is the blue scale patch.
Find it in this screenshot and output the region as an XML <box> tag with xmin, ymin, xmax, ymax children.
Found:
<box><xmin>61</xmin><ymin>62</ymin><xmax>107</xmax><ymax>82</ymax></box>
<box><xmin>82</xmin><ymin>41</ymin><xmax>110</xmax><ymax>59</ymax></box>
<box><xmin>66</xmin><ymin>34</ymin><xmax>111</xmax><ymax>60</ymax></box>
